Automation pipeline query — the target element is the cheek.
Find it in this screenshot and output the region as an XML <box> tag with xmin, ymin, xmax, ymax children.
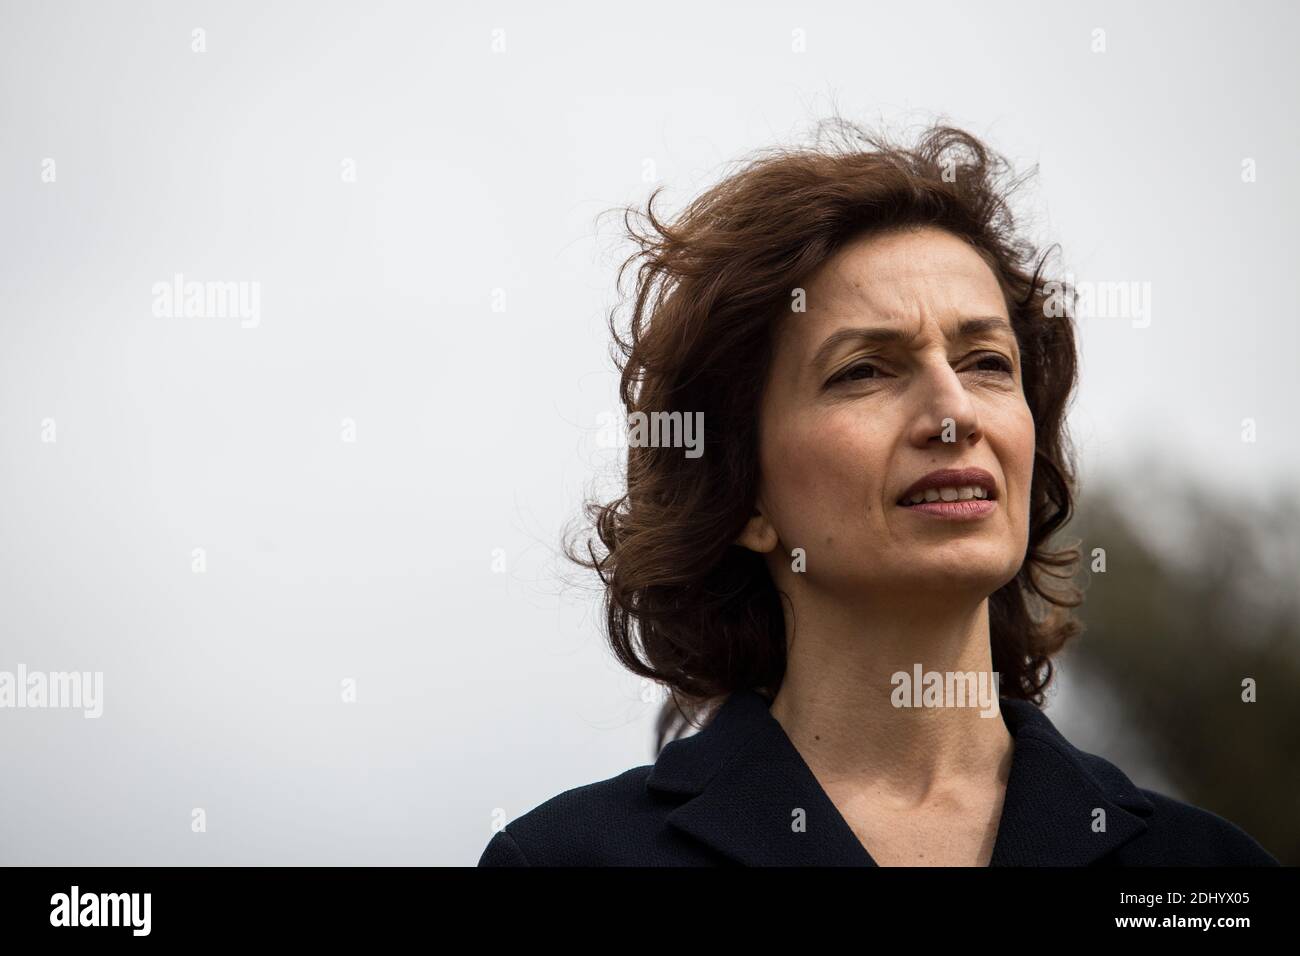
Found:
<box><xmin>761</xmin><ymin>409</ymin><xmax>882</xmax><ymax>527</ymax></box>
<box><xmin>1012</xmin><ymin>405</ymin><xmax>1037</xmax><ymax>478</ymax></box>
<box><xmin>993</xmin><ymin>402</ymin><xmax>1037</xmax><ymax>508</ymax></box>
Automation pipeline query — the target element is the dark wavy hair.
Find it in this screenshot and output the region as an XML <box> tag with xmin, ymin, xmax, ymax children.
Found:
<box><xmin>566</xmin><ymin>117</ymin><xmax>1083</xmax><ymax>754</ymax></box>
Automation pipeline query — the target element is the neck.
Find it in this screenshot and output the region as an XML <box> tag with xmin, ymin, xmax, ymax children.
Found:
<box><xmin>768</xmin><ymin>587</ymin><xmax>1013</xmax><ymax>807</ymax></box>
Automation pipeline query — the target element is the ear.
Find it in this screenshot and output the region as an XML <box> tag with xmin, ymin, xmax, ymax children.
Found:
<box><xmin>734</xmin><ymin>508</ymin><xmax>779</xmax><ymax>554</ymax></box>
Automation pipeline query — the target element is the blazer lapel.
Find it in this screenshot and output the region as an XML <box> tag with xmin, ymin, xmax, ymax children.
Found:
<box><xmin>647</xmin><ymin>688</ymin><xmax>873</xmax><ymax>865</ymax></box>
<box><xmin>645</xmin><ymin>688</ymin><xmax>1154</xmax><ymax>866</ymax></box>
<box><xmin>987</xmin><ymin>698</ymin><xmax>1154</xmax><ymax>865</ymax></box>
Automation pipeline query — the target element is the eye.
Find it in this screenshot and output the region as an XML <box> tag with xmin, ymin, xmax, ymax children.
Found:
<box><xmin>829</xmin><ymin>361</ymin><xmax>883</xmax><ymax>386</ymax></box>
<box><xmin>965</xmin><ymin>353</ymin><xmax>1013</xmax><ymax>374</ymax></box>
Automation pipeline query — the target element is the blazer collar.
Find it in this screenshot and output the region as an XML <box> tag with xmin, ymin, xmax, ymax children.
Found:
<box><xmin>645</xmin><ymin>688</ymin><xmax>1155</xmax><ymax>866</ymax></box>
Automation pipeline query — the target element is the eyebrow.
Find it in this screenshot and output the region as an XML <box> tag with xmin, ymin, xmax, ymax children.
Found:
<box><xmin>808</xmin><ymin>316</ymin><xmax>1015</xmax><ymax>371</ymax></box>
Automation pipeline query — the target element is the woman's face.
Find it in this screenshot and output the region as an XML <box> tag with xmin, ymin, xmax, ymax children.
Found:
<box><xmin>741</xmin><ymin>225</ymin><xmax>1036</xmax><ymax>602</ymax></box>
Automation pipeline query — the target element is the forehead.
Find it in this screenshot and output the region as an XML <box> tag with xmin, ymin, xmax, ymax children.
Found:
<box><xmin>787</xmin><ymin>226</ymin><xmax>1010</xmax><ymax>346</ymax></box>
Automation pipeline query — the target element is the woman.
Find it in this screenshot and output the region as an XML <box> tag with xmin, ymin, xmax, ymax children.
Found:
<box><xmin>479</xmin><ymin>120</ymin><xmax>1278</xmax><ymax>866</ymax></box>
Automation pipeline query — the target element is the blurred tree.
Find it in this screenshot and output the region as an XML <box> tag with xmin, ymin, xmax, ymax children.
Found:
<box><xmin>1066</xmin><ymin>478</ymin><xmax>1299</xmax><ymax>864</ymax></box>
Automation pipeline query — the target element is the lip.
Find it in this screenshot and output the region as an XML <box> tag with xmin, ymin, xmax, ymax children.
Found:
<box><xmin>896</xmin><ymin>467</ymin><xmax>998</xmax><ymax>505</ymax></box>
<box><xmin>900</xmin><ymin>498</ymin><xmax>998</xmax><ymax>520</ymax></box>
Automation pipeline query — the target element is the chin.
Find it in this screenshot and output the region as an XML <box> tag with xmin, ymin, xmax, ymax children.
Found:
<box><xmin>893</xmin><ymin>550</ymin><xmax>1021</xmax><ymax>593</ymax></box>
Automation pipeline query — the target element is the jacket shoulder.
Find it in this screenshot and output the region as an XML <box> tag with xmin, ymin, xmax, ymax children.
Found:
<box><xmin>1121</xmin><ymin>787</ymin><xmax>1279</xmax><ymax>865</ymax></box>
<box><xmin>1017</xmin><ymin>704</ymin><xmax>1280</xmax><ymax>867</ymax></box>
<box><xmin>477</xmin><ymin>765</ymin><xmax>666</xmax><ymax>866</ymax></box>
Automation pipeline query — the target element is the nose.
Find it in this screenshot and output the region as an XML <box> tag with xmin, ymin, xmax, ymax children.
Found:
<box><xmin>906</xmin><ymin>359</ymin><xmax>983</xmax><ymax>448</ymax></box>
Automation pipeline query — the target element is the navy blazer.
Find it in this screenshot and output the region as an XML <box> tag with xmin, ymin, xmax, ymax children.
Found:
<box><xmin>478</xmin><ymin>688</ymin><xmax>1278</xmax><ymax>866</ymax></box>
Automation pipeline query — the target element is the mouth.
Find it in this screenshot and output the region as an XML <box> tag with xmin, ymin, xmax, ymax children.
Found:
<box><xmin>896</xmin><ymin>467</ymin><xmax>998</xmax><ymax>518</ymax></box>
